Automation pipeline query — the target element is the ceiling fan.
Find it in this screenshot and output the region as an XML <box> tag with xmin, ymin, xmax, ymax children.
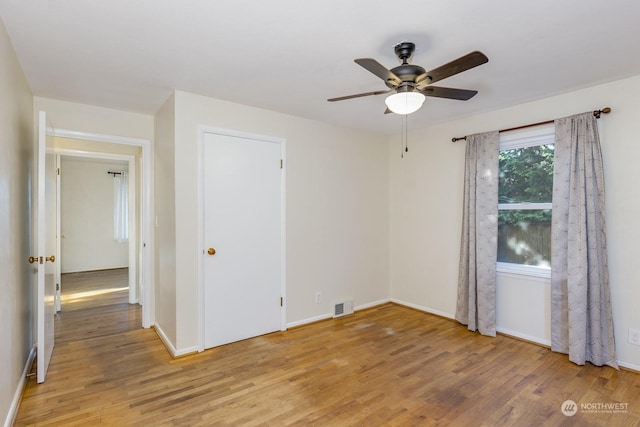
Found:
<box><xmin>328</xmin><ymin>41</ymin><xmax>488</xmax><ymax>115</ymax></box>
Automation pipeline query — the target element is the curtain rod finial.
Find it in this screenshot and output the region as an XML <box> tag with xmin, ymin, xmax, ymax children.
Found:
<box><xmin>593</xmin><ymin>107</ymin><xmax>611</xmax><ymax>118</ymax></box>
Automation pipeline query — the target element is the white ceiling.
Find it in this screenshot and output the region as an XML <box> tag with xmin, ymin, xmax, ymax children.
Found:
<box><xmin>1</xmin><ymin>0</ymin><xmax>639</xmax><ymax>135</ymax></box>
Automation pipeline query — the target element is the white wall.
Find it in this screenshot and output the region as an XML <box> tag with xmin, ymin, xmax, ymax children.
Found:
<box><xmin>390</xmin><ymin>74</ymin><xmax>640</xmax><ymax>369</ymax></box>
<box><xmin>0</xmin><ymin>16</ymin><xmax>34</xmax><ymax>427</ymax></box>
<box><xmin>152</xmin><ymin>90</ymin><xmax>390</xmax><ymax>353</ymax></box>
<box><xmin>33</xmin><ymin>97</ymin><xmax>154</xmax><ymax>141</ymax></box>
<box><xmin>60</xmin><ymin>157</ymin><xmax>129</xmax><ymax>273</ymax></box>
<box><xmin>153</xmin><ymin>93</ymin><xmax>177</xmax><ymax>346</ymax></box>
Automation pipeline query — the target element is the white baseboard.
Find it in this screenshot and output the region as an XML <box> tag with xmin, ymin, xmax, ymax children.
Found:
<box><xmin>286</xmin><ymin>313</ymin><xmax>333</xmax><ymax>329</ymax></box>
<box><xmin>355</xmin><ymin>298</ymin><xmax>390</xmax><ymax>311</ymax></box>
<box><xmin>286</xmin><ymin>299</ymin><xmax>391</xmax><ymax>329</ymax></box>
<box><xmin>391</xmin><ymin>298</ymin><xmax>455</xmax><ymax>319</ymax></box>
<box><xmin>61</xmin><ymin>266</ymin><xmax>129</xmax><ymax>274</ymax></box>
<box><xmin>174</xmin><ymin>346</ymin><xmax>199</xmax><ymax>357</ymax></box>
<box><xmin>153</xmin><ymin>324</ymin><xmax>197</xmax><ymax>358</ymax></box>
<box><xmin>153</xmin><ymin>324</ymin><xmax>176</xmax><ymax>357</ymax></box>
<box><xmin>618</xmin><ymin>360</ymin><xmax>640</xmax><ymax>373</ymax></box>
<box><xmin>4</xmin><ymin>347</ymin><xmax>36</xmax><ymax>427</ymax></box>
<box><xmin>496</xmin><ymin>326</ymin><xmax>551</xmax><ymax>347</ymax></box>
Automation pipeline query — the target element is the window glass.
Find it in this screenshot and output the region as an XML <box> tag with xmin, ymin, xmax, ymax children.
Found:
<box><xmin>498</xmin><ymin>209</ymin><xmax>551</xmax><ymax>267</ymax></box>
<box><xmin>499</xmin><ymin>144</ymin><xmax>554</xmax><ymax>204</ymax></box>
<box><xmin>498</xmin><ymin>129</ymin><xmax>554</xmax><ymax>270</ymax></box>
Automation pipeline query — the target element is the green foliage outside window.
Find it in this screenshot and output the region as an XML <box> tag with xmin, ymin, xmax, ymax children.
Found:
<box><xmin>498</xmin><ymin>144</ymin><xmax>554</xmax><ymax>223</ymax></box>
<box><xmin>498</xmin><ymin>144</ymin><xmax>554</xmax><ymax>266</ymax></box>
<box><xmin>499</xmin><ymin>143</ymin><xmax>554</xmax><ymax>202</ymax></box>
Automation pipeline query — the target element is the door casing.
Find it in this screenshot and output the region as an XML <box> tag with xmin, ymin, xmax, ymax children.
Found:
<box><xmin>49</xmin><ymin>128</ymin><xmax>153</xmax><ymax>328</ymax></box>
<box><xmin>197</xmin><ymin>126</ymin><xmax>287</xmax><ymax>352</ymax></box>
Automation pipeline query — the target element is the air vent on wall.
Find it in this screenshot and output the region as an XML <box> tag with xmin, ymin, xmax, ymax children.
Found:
<box><xmin>333</xmin><ymin>299</ymin><xmax>354</xmax><ymax>318</ymax></box>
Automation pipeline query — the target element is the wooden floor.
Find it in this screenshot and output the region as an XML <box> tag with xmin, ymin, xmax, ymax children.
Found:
<box><xmin>53</xmin><ymin>268</ymin><xmax>140</xmax><ymax>343</ymax></box>
<box><xmin>16</xmin><ymin>270</ymin><xmax>640</xmax><ymax>426</ymax></box>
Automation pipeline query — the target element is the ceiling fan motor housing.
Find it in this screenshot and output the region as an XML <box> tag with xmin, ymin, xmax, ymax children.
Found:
<box><xmin>389</xmin><ymin>64</ymin><xmax>426</xmax><ymax>87</ymax></box>
<box><xmin>385</xmin><ymin>41</ymin><xmax>427</xmax><ymax>89</ymax></box>
<box><xmin>394</xmin><ymin>41</ymin><xmax>416</xmax><ymax>62</ymax></box>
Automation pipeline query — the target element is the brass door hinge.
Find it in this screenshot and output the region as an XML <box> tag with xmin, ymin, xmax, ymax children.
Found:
<box><xmin>56</xmin><ymin>283</ymin><xmax>60</xmax><ymax>291</ymax></box>
<box><xmin>280</xmin><ymin>159</ymin><xmax>283</xmax><ymax>169</ymax></box>
<box><xmin>57</xmin><ymin>168</ymin><xmax>60</xmax><ymax>176</ymax></box>
<box><xmin>280</xmin><ymin>297</ymin><xmax>283</xmax><ymax>307</ymax></box>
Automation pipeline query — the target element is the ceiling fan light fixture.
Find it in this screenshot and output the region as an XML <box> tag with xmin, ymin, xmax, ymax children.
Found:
<box><xmin>385</xmin><ymin>91</ymin><xmax>425</xmax><ymax>115</ymax></box>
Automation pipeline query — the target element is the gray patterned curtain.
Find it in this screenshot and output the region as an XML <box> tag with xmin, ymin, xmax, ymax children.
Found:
<box><xmin>456</xmin><ymin>131</ymin><xmax>499</xmax><ymax>336</ymax></box>
<box><xmin>551</xmin><ymin>112</ymin><xmax>618</xmax><ymax>368</ymax></box>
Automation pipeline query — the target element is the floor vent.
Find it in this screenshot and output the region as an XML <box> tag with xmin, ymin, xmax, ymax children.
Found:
<box><xmin>333</xmin><ymin>299</ymin><xmax>354</xmax><ymax>318</ymax></box>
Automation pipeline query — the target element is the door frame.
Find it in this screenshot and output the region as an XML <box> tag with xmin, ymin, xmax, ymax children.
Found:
<box><xmin>196</xmin><ymin>126</ymin><xmax>287</xmax><ymax>352</ymax></box>
<box><xmin>55</xmin><ymin>154</ymin><xmax>61</xmax><ymax>311</ymax></box>
<box><xmin>49</xmin><ymin>128</ymin><xmax>154</xmax><ymax>328</ymax></box>
<box><xmin>55</xmin><ymin>150</ymin><xmax>137</xmax><ymax>303</ymax></box>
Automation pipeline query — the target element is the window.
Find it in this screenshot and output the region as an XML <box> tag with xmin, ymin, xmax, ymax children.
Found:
<box><xmin>113</xmin><ymin>171</ymin><xmax>129</xmax><ymax>243</ymax></box>
<box><xmin>497</xmin><ymin>124</ymin><xmax>554</xmax><ymax>277</ymax></box>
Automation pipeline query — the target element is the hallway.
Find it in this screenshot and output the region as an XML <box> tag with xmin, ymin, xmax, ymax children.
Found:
<box><xmin>55</xmin><ymin>268</ymin><xmax>140</xmax><ymax>343</ymax></box>
<box><xmin>16</xmin><ymin>268</ymin><xmax>159</xmax><ymax>425</ymax></box>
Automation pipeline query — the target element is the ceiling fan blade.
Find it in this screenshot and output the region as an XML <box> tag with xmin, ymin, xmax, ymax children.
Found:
<box><xmin>420</xmin><ymin>86</ymin><xmax>478</xmax><ymax>100</ymax></box>
<box><xmin>419</xmin><ymin>51</ymin><xmax>489</xmax><ymax>86</ymax></box>
<box><xmin>354</xmin><ymin>58</ymin><xmax>402</xmax><ymax>86</ymax></box>
<box><xmin>327</xmin><ymin>89</ymin><xmax>391</xmax><ymax>102</ymax></box>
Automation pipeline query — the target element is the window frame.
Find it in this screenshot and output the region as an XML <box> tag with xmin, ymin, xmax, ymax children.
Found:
<box><xmin>497</xmin><ymin>123</ymin><xmax>555</xmax><ymax>279</ymax></box>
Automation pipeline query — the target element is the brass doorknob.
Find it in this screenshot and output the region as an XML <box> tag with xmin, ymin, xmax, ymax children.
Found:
<box><xmin>207</xmin><ymin>248</ymin><xmax>216</xmax><ymax>256</ymax></box>
<box><xmin>46</xmin><ymin>255</ymin><xmax>55</xmax><ymax>263</ymax></box>
<box><xmin>28</xmin><ymin>256</ymin><xmax>38</xmax><ymax>264</ymax></box>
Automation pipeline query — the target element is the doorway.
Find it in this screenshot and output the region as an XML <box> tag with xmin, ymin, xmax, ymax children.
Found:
<box><xmin>58</xmin><ymin>156</ymin><xmax>131</xmax><ymax>284</ymax></box>
<box><xmin>50</xmin><ymin>128</ymin><xmax>152</xmax><ymax>328</ymax></box>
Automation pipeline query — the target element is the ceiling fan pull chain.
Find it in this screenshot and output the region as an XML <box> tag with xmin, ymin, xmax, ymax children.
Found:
<box><xmin>401</xmin><ymin>114</ymin><xmax>409</xmax><ymax>158</ymax></box>
<box><xmin>405</xmin><ymin>115</ymin><xmax>409</xmax><ymax>153</ymax></box>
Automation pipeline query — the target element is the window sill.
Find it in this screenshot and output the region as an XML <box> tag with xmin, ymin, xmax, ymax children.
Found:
<box><xmin>496</xmin><ymin>262</ymin><xmax>551</xmax><ymax>281</ymax></box>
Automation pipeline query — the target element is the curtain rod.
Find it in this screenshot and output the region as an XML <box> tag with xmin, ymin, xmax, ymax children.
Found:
<box><xmin>107</xmin><ymin>171</ymin><xmax>122</xmax><ymax>176</ymax></box>
<box><xmin>451</xmin><ymin>107</ymin><xmax>611</xmax><ymax>143</ymax></box>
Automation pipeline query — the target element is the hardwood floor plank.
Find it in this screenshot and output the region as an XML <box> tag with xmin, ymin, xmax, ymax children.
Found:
<box><xmin>15</xmin><ymin>270</ymin><xmax>640</xmax><ymax>426</ymax></box>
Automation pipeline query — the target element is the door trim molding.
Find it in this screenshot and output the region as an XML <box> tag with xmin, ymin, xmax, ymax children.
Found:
<box><xmin>196</xmin><ymin>126</ymin><xmax>287</xmax><ymax>352</ymax></box>
<box><xmin>53</xmin><ymin>128</ymin><xmax>149</xmax><ymax>147</ymax></box>
<box><xmin>50</xmin><ymin>128</ymin><xmax>154</xmax><ymax>328</ymax></box>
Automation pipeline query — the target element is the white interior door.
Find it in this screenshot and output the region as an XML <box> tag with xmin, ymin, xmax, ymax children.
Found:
<box><xmin>35</xmin><ymin>111</ymin><xmax>56</xmax><ymax>383</ymax></box>
<box><xmin>55</xmin><ymin>154</ymin><xmax>61</xmax><ymax>312</ymax></box>
<box><xmin>203</xmin><ymin>132</ymin><xmax>283</xmax><ymax>349</ymax></box>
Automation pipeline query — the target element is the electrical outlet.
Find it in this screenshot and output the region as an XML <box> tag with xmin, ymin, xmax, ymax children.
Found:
<box><xmin>629</xmin><ymin>328</ymin><xmax>640</xmax><ymax>346</ymax></box>
<box><xmin>315</xmin><ymin>292</ymin><xmax>321</xmax><ymax>304</ymax></box>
